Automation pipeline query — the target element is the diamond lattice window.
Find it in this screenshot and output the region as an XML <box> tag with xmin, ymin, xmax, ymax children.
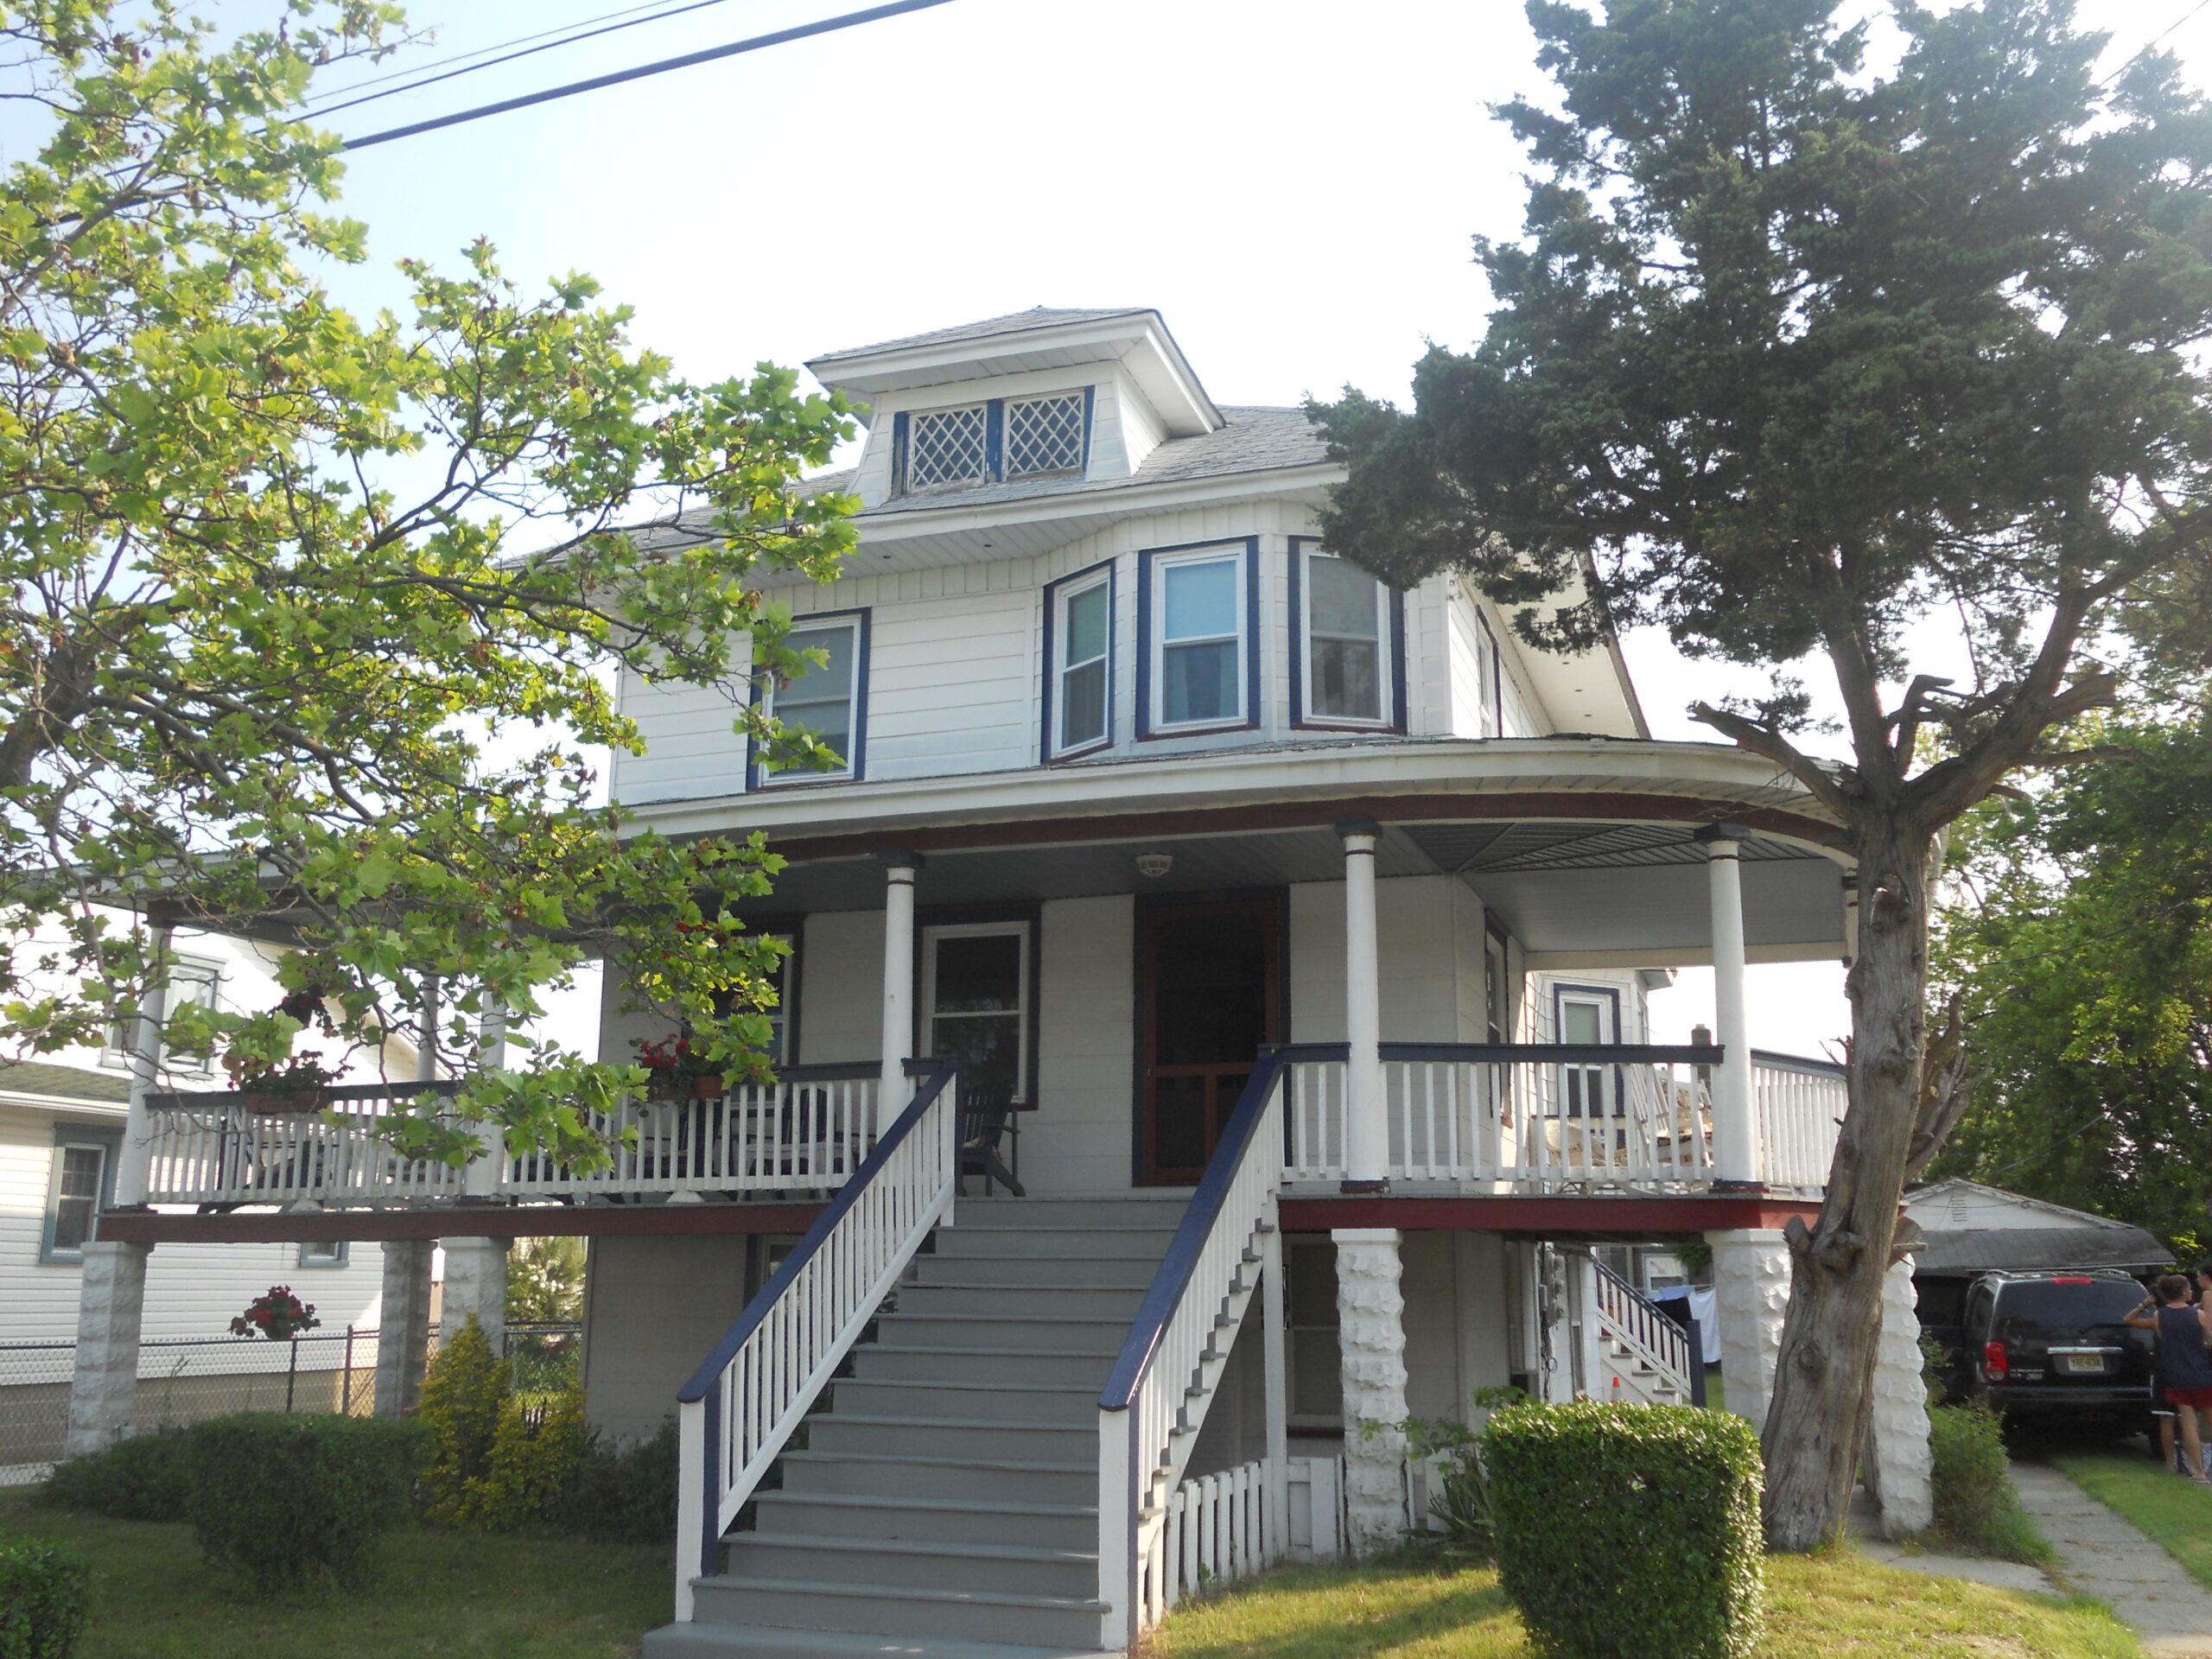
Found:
<box><xmin>906</xmin><ymin>404</ymin><xmax>990</xmax><ymax>491</ymax></box>
<box><xmin>1004</xmin><ymin>393</ymin><xmax>1085</xmax><ymax>477</ymax></box>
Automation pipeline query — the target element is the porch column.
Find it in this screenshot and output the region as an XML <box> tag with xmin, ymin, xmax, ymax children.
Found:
<box><xmin>1338</xmin><ymin>821</ymin><xmax>1387</xmax><ymax>1192</ymax></box>
<box><xmin>1333</xmin><ymin>1228</ymin><xmax>1408</xmax><ymax>1558</ymax></box>
<box><xmin>1706</xmin><ymin>1228</ymin><xmax>1789</xmax><ymax>1434</ymax></box>
<box><xmin>1865</xmin><ymin>1253</ymin><xmax>1935</xmax><ymax>1537</ymax></box>
<box><xmin>65</xmin><ymin>917</ymin><xmax>172</xmax><ymax>1457</ymax></box>
<box><xmin>880</xmin><ymin>852</ymin><xmax>921</xmax><ymax>1107</ymax></box>
<box><xmin>1696</xmin><ymin>823</ymin><xmax>1759</xmax><ymax>1187</ymax></box>
<box><xmin>374</xmin><ymin>1236</ymin><xmax>435</xmax><ymax>1417</ymax></box>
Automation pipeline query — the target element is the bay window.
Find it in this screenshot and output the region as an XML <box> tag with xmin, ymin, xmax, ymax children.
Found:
<box><xmin>1045</xmin><ymin>563</ymin><xmax>1113</xmax><ymax>759</ymax></box>
<box><xmin>1294</xmin><ymin>541</ymin><xmax>1399</xmax><ymax>729</ymax></box>
<box><xmin>1142</xmin><ymin>541</ymin><xmax>1254</xmax><ymax>734</ymax></box>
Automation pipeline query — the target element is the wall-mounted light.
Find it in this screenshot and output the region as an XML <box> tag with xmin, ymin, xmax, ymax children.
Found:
<box><xmin>1135</xmin><ymin>852</ymin><xmax>1174</xmax><ymax>880</ymax></box>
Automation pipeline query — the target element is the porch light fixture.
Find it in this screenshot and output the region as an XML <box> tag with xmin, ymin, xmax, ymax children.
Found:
<box><xmin>1135</xmin><ymin>852</ymin><xmax>1173</xmax><ymax>879</ymax></box>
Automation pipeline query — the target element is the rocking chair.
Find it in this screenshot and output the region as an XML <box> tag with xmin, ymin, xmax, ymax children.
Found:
<box><xmin>957</xmin><ymin>1084</ymin><xmax>1024</xmax><ymax>1198</ymax></box>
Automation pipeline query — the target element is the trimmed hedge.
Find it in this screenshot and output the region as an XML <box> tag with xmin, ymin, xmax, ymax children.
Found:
<box><xmin>1484</xmin><ymin>1401</ymin><xmax>1764</xmax><ymax>1659</ymax></box>
<box><xmin>36</xmin><ymin>1429</ymin><xmax>192</xmax><ymax>1522</ymax></box>
<box><xmin>185</xmin><ymin>1414</ymin><xmax>424</xmax><ymax>1589</ymax></box>
<box><xmin>1929</xmin><ymin>1402</ymin><xmax>2050</xmax><ymax>1563</ymax></box>
<box><xmin>567</xmin><ymin>1417</ymin><xmax>679</xmax><ymax>1545</ymax></box>
<box><xmin>0</xmin><ymin>1537</ymin><xmax>91</xmax><ymax>1659</ymax></box>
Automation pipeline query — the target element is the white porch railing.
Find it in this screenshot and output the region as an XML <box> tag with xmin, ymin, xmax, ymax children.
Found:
<box><xmin>140</xmin><ymin>1065</ymin><xmax>884</xmax><ymax>1208</ymax></box>
<box><xmin>1146</xmin><ymin>1455</ymin><xmax>1344</xmax><ymax>1622</ymax></box>
<box><xmin>140</xmin><ymin>1081</ymin><xmax>466</xmax><ymax>1207</ymax></box>
<box><xmin>1281</xmin><ymin>1041</ymin><xmax>1844</xmax><ymax>1194</ymax></box>
<box><xmin>1753</xmin><ymin>1049</ymin><xmax>1847</xmax><ymax>1192</ymax></box>
<box><xmin>671</xmin><ymin>1059</ymin><xmax>958</xmax><ymax>1624</ymax></box>
<box><xmin>505</xmin><ymin>1067</ymin><xmax>880</xmax><ymax>1198</ymax></box>
<box><xmin>1100</xmin><ymin>1054</ymin><xmax>1287</xmax><ymax>1647</ymax></box>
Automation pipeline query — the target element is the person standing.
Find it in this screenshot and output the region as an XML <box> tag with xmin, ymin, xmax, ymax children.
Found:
<box><xmin>2128</xmin><ymin>1274</ymin><xmax>2212</xmax><ymax>1487</ymax></box>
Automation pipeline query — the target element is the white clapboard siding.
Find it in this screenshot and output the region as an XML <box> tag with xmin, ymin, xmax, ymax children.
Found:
<box><xmin>611</xmin><ymin>669</ymin><xmax>750</xmax><ymax>805</ymax></box>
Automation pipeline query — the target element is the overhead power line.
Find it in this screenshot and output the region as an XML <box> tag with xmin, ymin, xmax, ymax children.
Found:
<box><xmin>300</xmin><ymin>0</ymin><xmax>744</xmax><ymax>123</ymax></box>
<box><xmin>2095</xmin><ymin>0</ymin><xmax>2212</xmax><ymax>89</ymax></box>
<box><xmin>339</xmin><ymin>0</ymin><xmax>957</xmax><ymax>152</ymax></box>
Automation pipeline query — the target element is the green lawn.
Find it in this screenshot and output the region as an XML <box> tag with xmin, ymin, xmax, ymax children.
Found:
<box><xmin>1147</xmin><ymin>1553</ymin><xmax>2143</xmax><ymax>1659</ymax></box>
<box><xmin>0</xmin><ymin>1487</ymin><xmax>669</xmax><ymax>1658</ymax></box>
<box><xmin>2052</xmin><ymin>1451</ymin><xmax>2212</xmax><ymax>1594</ymax></box>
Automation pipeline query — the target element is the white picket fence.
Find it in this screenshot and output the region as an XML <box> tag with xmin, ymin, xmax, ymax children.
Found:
<box><xmin>1145</xmin><ymin>1455</ymin><xmax>1344</xmax><ymax>1622</ymax></box>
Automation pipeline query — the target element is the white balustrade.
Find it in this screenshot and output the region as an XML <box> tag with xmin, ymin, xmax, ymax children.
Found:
<box><xmin>1100</xmin><ymin>1058</ymin><xmax>1287</xmax><ymax>1649</ymax></box>
<box><xmin>672</xmin><ymin>1063</ymin><xmax>957</xmax><ymax>1622</ymax></box>
<box><xmin>139</xmin><ymin>1083</ymin><xmax>466</xmax><ymax>1207</ymax></box>
<box><xmin>1752</xmin><ymin>1052</ymin><xmax>1847</xmax><ymax>1194</ymax></box>
<box><xmin>1143</xmin><ymin>1456</ymin><xmax>1344</xmax><ymax>1624</ymax></box>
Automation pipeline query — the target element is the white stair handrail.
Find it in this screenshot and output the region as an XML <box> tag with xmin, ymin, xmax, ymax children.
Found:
<box><xmin>1591</xmin><ymin>1258</ymin><xmax>1705</xmax><ymax>1406</ymax></box>
<box><xmin>671</xmin><ymin>1058</ymin><xmax>960</xmax><ymax>1622</ymax></box>
<box><xmin>1098</xmin><ymin>1052</ymin><xmax>1287</xmax><ymax>1646</ymax></box>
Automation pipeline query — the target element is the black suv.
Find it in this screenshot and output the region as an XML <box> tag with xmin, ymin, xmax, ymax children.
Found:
<box><xmin>1959</xmin><ymin>1270</ymin><xmax>2155</xmax><ymax>1427</ymax></box>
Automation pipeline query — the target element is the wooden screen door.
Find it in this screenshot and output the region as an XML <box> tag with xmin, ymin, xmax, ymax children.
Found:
<box><xmin>1140</xmin><ymin>899</ymin><xmax>1281</xmax><ymax>1185</ymax></box>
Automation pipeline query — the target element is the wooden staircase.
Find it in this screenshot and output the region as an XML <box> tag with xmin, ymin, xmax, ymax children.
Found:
<box><xmin>645</xmin><ymin>1196</ymin><xmax>1189</xmax><ymax>1659</ymax></box>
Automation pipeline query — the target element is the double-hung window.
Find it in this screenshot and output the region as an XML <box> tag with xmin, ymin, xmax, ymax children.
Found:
<box><xmin>1045</xmin><ymin>563</ymin><xmax>1113</xmax><ymax>759</ymax></box>
<box><xmin>105</xmin><ymin>955</ymin><xmax>221</xmax><ymax>1076</ymax></box>
<box><xmin>41</xmin><ymin>1134</ymin><xmax>114</xmax><ymax>1262</ymax></box>
<box><xmin>1295</xmin><ymin>545</ymin><xmax>1395</xmax><ymax>727</ymax></box>
<box><xmin>921</xmin><ymin>922</ymin><xmax>1030</xmax><ymax>1103</ymax></box>
<box><xmin>1144</xmin><ymin>543</ymin><xmax>1251</xmax><ymax>734</ymax></box>
<box><xmin>760</xmin><ymin>614</ymin><xmax>866</xmax><ymax>785</ymax></box>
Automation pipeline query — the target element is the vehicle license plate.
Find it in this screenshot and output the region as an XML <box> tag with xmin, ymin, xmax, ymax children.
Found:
<box><xmin>2059</xmin><ymin>1352</ymin><xmax>2107</xmax><ymax>1375</ymax></box>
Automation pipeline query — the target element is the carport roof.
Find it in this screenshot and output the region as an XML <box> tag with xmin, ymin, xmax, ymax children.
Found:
<box><xmin>1914</xmin><ymin>1225</ymin><xmax>2171</xmax><ymax>1276</ymax></box>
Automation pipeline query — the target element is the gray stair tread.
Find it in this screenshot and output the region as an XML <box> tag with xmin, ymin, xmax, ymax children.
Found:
<box><xmin>817</xmin><ymin>1414</ymin><xmax>1090</xmax><ymax>1432</ymax></box>
<box><xmin>883</xmin><ymin>1313</ymin><xmax>1134</xmax><ymax>1325</ymax></box>
<box><xmin>865</xmin><ymin>1344</ymin><xmax>1121</xmax><ymax>1359</ymax></box>
<box><xmin>734</xmin><ymin>1533</ymin><xmax>1096</xmax><ymax>1567</ymax></box>
<box><xmin>645</xmin><ymin>1622</ymin><xmax>1102</xmax><ymax>1659</ymax></box>
<box><xmin>905</xmin><ymin>1281</ymin><xmax>1147</xmax><ymax>1292</ymax></box>
<box><xmin>780</xmin><ymin>1449</ymin><xmax>1096</xmax><ymax>1475</ymax></box>
<box><xmin>758</xmin><ymin>1491</ymin><xmax>1096</xmax><ymax>1520</ymax></box>
<box><xmin>697</xmin><ymin>1576</ymin><xmax>1109</xmax><ymax>1615</ymax></box>
<box><xmin>838</xmin><ymin>1378</ymin><xmax>1099</xmax><ymax>1395</ymax></box>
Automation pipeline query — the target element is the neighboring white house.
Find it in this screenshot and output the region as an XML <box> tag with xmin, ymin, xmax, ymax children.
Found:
<box><xmin>79</xmin><ymin>309</ymin><xmax>1910</xmax><ymax>1656</ymax></box>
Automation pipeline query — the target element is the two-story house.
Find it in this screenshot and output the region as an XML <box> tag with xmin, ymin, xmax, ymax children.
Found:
<box><xmin>86</xmin><ymin>308</ymin><xmax>1929</xmax><ymax>1659</ymax></box>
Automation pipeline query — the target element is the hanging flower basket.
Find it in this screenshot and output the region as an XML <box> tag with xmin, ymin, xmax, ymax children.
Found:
<box><xmin>691</xmin><ymin>1074</ymin><xmax>727</xmax><ymax>1098</ymax></box>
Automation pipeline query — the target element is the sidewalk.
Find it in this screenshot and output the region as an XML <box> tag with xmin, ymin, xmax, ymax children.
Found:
<box><xmin>2011</xmin><ymin>1461</ymin><xmax>2212</xmax><ymax>1659</ymax></box>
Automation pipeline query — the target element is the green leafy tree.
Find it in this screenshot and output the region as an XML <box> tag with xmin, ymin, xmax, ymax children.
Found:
<box><xmin>0</xmin><ymin>2</ymin><xmax>859</xmax><ymax>1168</ymax></box>
<box><xmin>1932</xmin><ymin>717</ymin><xmax>2212</xmax><ymax>1257</ymax></box>
<box><xmin>1308</xmin><ymin>0</ymin><xmax>2212</xmax><ymax>1546</ymax></box>
<box><xmin>505</xmin><ymin>1235</ymin><xmax>586</xmax><ymax>1325</ymax></box>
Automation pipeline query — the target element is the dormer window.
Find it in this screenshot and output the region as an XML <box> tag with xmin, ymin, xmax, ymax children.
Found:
<box><xmin>1004</xmin><ymin>392</ymin><xmax>1085</xmax><ymax>478</ymax></box>
<box><xmin>906</xmin><ymin>404</ymin><xmax>990</xmax><ymax>492</ymax></box>
<box><xmin>892</xmin><ymin>388</ymin><xmax>1091</xmax><ymax>496</ymax></box>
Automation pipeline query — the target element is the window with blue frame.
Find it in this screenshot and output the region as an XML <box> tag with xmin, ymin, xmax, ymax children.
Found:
<box><xmin>1147</xmin><ymin>545</ymin><xmax>1250</xmax><ymax>732</ymax></box>
<box><xmin>1045</xmin><ymin>563</ymin><xmax>1113</xmax><ymax>758</ymax></box>
<box><xmin>760</xmin><ymin>614</ymin><xmax>865</xmax><ymax>785</ymax></box>
<box><xmin>894</xmin><ymin>389</ymin><xmax>1090</xmax><ymax>495</ymax></box>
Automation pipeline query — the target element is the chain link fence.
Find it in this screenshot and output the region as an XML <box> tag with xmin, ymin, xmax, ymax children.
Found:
<box><xmin>1</xmin><ymin>1319</ymin><xmax>581</xmax><ymax>1483</ymax></box>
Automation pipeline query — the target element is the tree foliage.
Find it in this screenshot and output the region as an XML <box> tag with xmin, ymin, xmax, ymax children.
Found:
<box><xmin>1933</xmin><ymin>715</ymin><xmax>2212</xmax><ymax>1257</ymax></box>
<box><xmin>0</xmin><ymin>2</ymin><xmax>860</xmax><ymax>1166</ymax></box>
<box><xmin>1307</xmin><ymin>0</ymin><xmax>2212</xmax><ymax>1547</ymax></box>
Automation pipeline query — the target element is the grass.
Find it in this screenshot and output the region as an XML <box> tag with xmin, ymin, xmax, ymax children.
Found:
<box><xmin>1144</xmin><ymin>1551</ymin><xmax>2145</xmax><ymax>1659</ymax></box>
<box><xmin>0</xmin><ymin>1485</ymin><xmax>668</xmax><ymax>1658</ymax></box>
<box><xmin>2051</xmin><ymin>1450</ymin><xmax>2212</xmax><ymax>1594</ymax></box>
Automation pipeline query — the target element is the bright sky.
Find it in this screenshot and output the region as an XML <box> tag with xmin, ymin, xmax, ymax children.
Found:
<box><xmin>48</xmin><ymin>0</ymin><xmax>2212</xmax><ymax>1061</ymax></box>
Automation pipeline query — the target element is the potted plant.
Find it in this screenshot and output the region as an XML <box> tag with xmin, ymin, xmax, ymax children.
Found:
<box><xmin>633</xmin><ymin>1034</ymin><xmax>724</xmax><ymax>1099</ymax></box>
<box><xmin>223</xmin><ymin>1050</ymin><xmax>345</xmax><ymax>1114</ymax></box>
<box><xmin>229</xmin><ymin>1285</ymin><xmax>321</xmax><ymax>1341</ymax></box>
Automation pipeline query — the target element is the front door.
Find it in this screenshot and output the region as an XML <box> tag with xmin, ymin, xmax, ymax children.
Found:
<box><xmin>1140</xmin><ymin>899</ymin><xmax>1281</xmax><ymax>1185</ymax></box>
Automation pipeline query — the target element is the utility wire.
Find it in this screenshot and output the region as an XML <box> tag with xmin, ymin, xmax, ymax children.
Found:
<box><xmin>339</xmin><ymin>0</ymin><xmax>956</xmax><ymax>151</ymax></box>
<box><xmin>2096</xmin><ymin>0</ymin><xmax>2212</xmax><ymax>88</ymax></box>
<box><xmin>299</xmin><ymin>0</ymin><xmax>743</xmax><ymax>122</ymax></box>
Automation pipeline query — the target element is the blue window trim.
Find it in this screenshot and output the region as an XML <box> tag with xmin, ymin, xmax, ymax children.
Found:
<box><xmin>39</xmin><ymin>1123</ymin><xmax>120</xmax><ymax>1264</ymax></box>
<box><xmin>1039</xmin><ymin>556</ymin><xmax>1117</xmax><ymax>764</ymax></box>
<box><xmin>1135</xmin><ymin>537</ymin><xmax>1262</xmax><ymax>741</ymax></box>
<box><xmin>985</xmin><ymin>399</ymin><xmax>1006</xmax><ymax>481</ymax></box>
<box><xmin>747</xmin><ymin>607</ymin><xmax>871</xmax><ymax>791</ymax></box>
<box><xmin>1080</xmin><ymin>385</ymin><xmax>1096</xmax><ymax>474</ymax></box>
<box><xmin>1287</xmin><ymin>537</ymin><xmax>1408</xmax><ymax>734</ymax></box>
<box><xmin>297</xmin><ymin>1239</ymin><xmax>352</xmax><ymax>1269</ymax></box>
<box><xmin>890</xmin><ymin>411</ymin><xmax>909</xmax><ymax>497</ymax></box>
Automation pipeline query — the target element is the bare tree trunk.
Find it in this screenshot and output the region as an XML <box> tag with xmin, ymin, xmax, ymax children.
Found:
<box><xmin>1759</xmin><ymin>817</ymin><xmax>1936</xmax><ymax>1550</ymax></box>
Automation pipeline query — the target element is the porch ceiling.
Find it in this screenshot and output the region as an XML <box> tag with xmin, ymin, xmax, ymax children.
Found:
<box><xmin>749</xmin><ymin>817</ymin><xmax>1847</xmax><ymax>964</ymax></box>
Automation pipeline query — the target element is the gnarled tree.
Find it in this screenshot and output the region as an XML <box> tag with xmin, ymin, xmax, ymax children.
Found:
<box><xmin>1308</xmin><ymin>0</ymin><xmax>2212</xmax><ymax>1546</ymax></box>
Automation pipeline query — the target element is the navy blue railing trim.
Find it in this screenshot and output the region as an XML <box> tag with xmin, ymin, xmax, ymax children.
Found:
<box><xmin>1099</xmin><ymin>1051</ymin><xmax>1287</xmax><ymax>1414</ymax></box>
<box><xmin>1263</xmin><ymin>1041</ymin><xmax>1726</xmax><ymax>1066</ymax></box>
<box><xmin>676</xmin><ymin>1058</ymin><xmax>958</xmax><ymax>1403</ymax></box>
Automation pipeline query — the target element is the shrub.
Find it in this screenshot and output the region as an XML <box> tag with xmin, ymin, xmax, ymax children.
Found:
<box><xmin>1927</xmin><ymin>1402</ymin><xmax>2051</xmax><ymax>1564</ymax></box>
<box><xmin>566</xmin><ymin>1417</ymin><xmax>679</xmax><ymax>1545</ymax></box>
<box><xmin>1397</xmin><ymin>1416</ymin><xmax>1498</xmax><ymax>1560</ymax></box>
<box><xmin>185</xmin><ymin>1414</ymin><xmax>423</xmax><ymax>1589</ymax></box>
<box><xmin>473</xmin><ymin>1389</ymin><xmax>589</xmax><ymax>1532</ymax></box>
<box><xmin>416</xmin><ymin>1313</ymin><xmax>510</xmax><ymax>1527</ymax></box>
<box><xmin>0</xmin><ymin>1538</ymin><xmax>91</xmax><ymax>1659</ymax></box>
<box><xmin>1484</xmin><ymin>1401</ymin><xmax>1764</xmax><ymax>1659</ymax></box>
<box><xmin>37</xmin><ymin>1429</ymin><xmax>192</xmax><ymax>1522</ymax></box>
